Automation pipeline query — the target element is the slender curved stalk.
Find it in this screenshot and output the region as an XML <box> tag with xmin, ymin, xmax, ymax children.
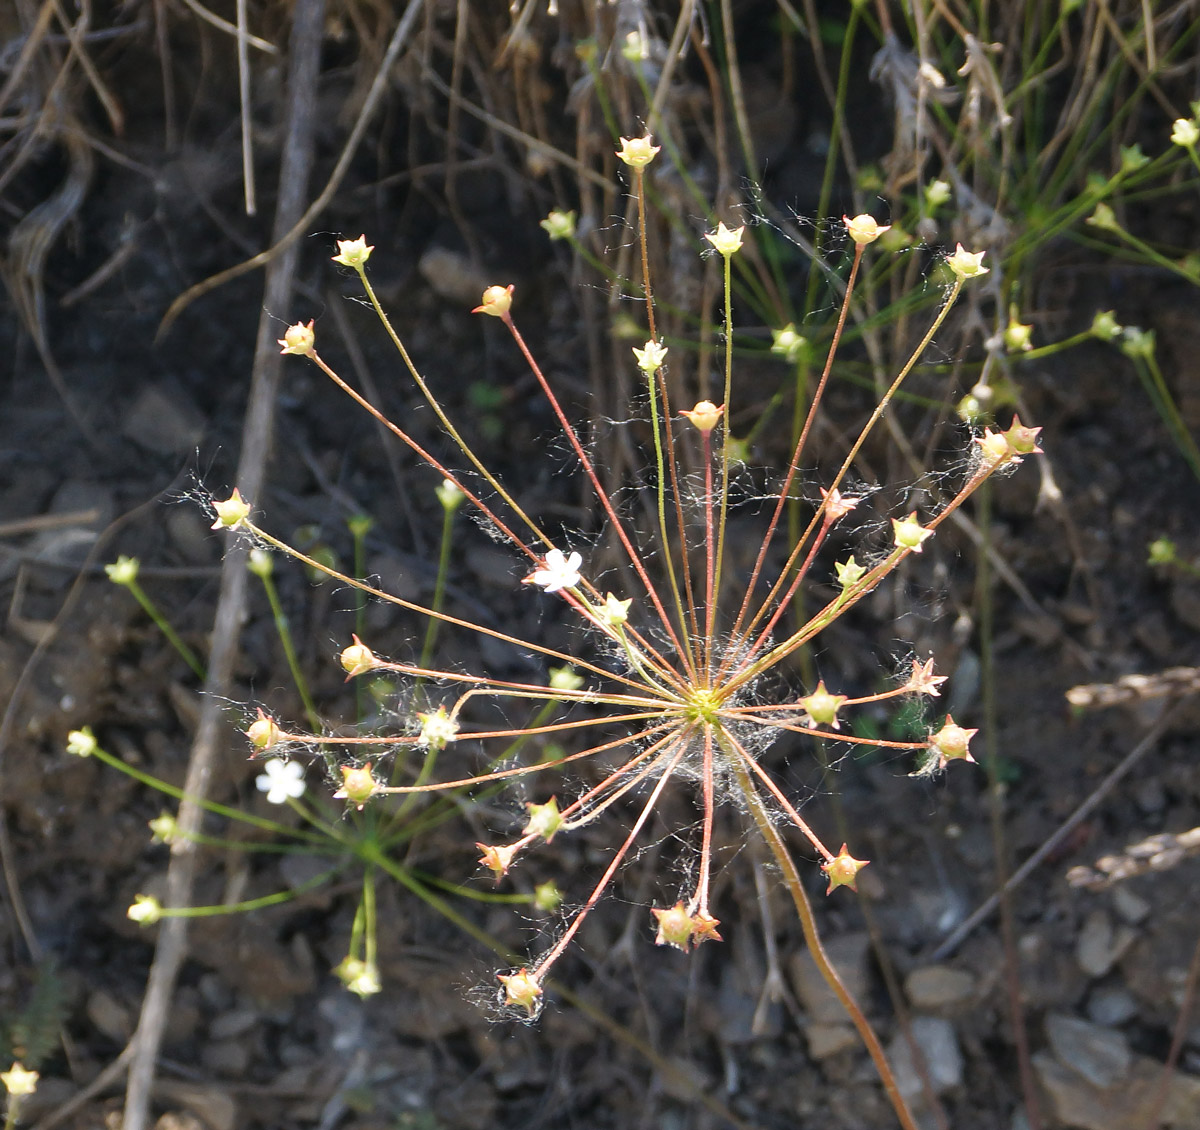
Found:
<box><xmin>730</xmin><ymin>752</ymin><xmax>919</xmax><ymax>1130</ymax></box>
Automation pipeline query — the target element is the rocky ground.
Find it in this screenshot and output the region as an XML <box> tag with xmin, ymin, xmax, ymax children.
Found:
<box><xmin>2</xmin><ymin>4</ymin><xmax>1200</xmax><ymax>1129</ymax></box>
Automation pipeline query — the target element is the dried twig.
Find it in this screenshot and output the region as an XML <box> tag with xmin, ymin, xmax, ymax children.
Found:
<box><xmin>120</xmin><ymin>2</ymin><xmax>326</xmax><ymax>1126</ymax></box>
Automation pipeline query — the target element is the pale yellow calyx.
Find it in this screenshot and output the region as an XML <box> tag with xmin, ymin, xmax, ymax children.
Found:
<box><xmin>616</xmin><ymin>134</ymin><xmax>660</xmax><ymax>169</ymax></box>
<box><xmin>331</xmin><ymin>235</ymin><xmax>373</xmax><ymax>268</ymax></box>
<box><xmin>210</xmin><ymin>488</ymin><xmax>251</xmax><ymax>530</ymax></box>
<box><xmin>497</xmin><ymin>968</ymin><xmax>543</xmax><ymax>1015</ymax></box>
<box><xmin>417</xmin><ymin>705</ymin><xmax>459</xmax><ymax>750</ymax></box>
<box><xmin>945</xmin><ymin>244</ymin><xmax>988</xmax><ymax>279</ymax></box>
<box><xmin>278</xmin><ymin>319</ymin><xmax>315</xmax><ymax>356</ymax></box>
<box><xmin>704</xmin><ymin>221</ymin><xmax>745</xmax><ymax>256</ymax></box>
<box><xmin>334</xmin><ymin>762</ymin><xmax>378</xmax><ymax>808</ymax></box>
<box><xmin>599</xmin><ymin>592</ymin><xmax>632</xmax><ymax>626</ymax></box>
<box><xmin>1</xmin><ymin>1063</ymin><xmax>39</xmax><ymax>1098</ymax></box>
<box><xmin>1171</xmin><ymin>118</ymin><xmax>1199</xmax><ymax>148</ymax></box>
<box><xmin>473</xmin><ymin>284</ymin><xmax>514</xmax><ymax>317</ymax></box>
<box><xmin>892</xmin><ymin>512</ymin><xmax>933</xmax><ymax>552</ymax></box>
<box><xmin>633</xmin><ymin>339</ymin><xmax>668</xmax><ymax>374</ymax></box>
<box><xmin>246</xmin><ymin>709</ymin><xmax>282</xmax><ymax>751</ymax></box>
<box><xmin>681</xmin><ymin>400</ymin><xmax>723</xmax><ymax>433</ymax></box>
<box><xmin>843</xmin><ymin>213</ymin><xmax>891</xmax><ymax>245</ymax></box>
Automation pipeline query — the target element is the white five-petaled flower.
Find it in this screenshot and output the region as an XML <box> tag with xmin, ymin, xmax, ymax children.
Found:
<box><xmin>256</xmin><ymin>758</ymin><xmax>306</xmax><ymax>804</ymax></box>
<box><xmin>526</xmin><ymin>548</ymin><xmax>583</xmax><ymax>593</ymax></box>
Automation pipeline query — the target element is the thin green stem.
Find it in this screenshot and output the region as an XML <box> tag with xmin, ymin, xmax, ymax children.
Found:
<box><xmin>419</xmin><ymin>502</ymin><xmax>456</xmax><ymax>669</ymax></box>
<box><xmin>119</xmin><ymin>578</ymin><xmax>206</xmax><ymax>680</ymax></box>
<box><xmin>255</xmin><ymin>569</ymin><xmax>321</xmax><ymax>734</ymax></box>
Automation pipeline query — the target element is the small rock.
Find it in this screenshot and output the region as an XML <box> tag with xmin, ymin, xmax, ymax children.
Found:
<box><xmin>199</xmin><ymin>1038</ymin><xmax>250</xmax><ymax>1077</ymax></box>
<box><xmin>166</xmin><ymin>507</ymin><xmax>218</xmax><ymax>564</ymax></box>
<box><xmin>905</xmin><ymin>965</ymin><xmax>976</xmax><ymax>1010</ymax></box>
<box><xmin>789</xmin><ymin>932</ymin><xmax>871</xmax><ymax>1024</ymax></box>
<box><xmin>1135</xmin><ymin>777</ymin><xmax>1166</xmax><ymax>814</ymax></box>
<box><xmin>1076</xmin><ymin>910</ymin><xmax>1137</xmax><ymax>978</ymax></box>
<box><xmin>1045</xmin><ymin>1013</ymin><xmax>1132</xmax><ymax>1087</ymax></box>
<box><xmin>1171</xmin><ymin>582</ymin><xmax>1200</xmax><ymax>634</ymax></box>
<box><xmin>1035</xmin><ymin>1049</ymin><xmax>1200</xmax><ymax>1130</ymax></box>
<box><xmin>888</xmin><ymin>1016</ymin><xmax>963</xmax><ymax>1100</ymax></box>
<box><xmin>804</xmin><ymin>1022</ymin><xmax>859</xmax><ymax>1060</ymax></box>
<box><xmin>86</xmin><ymin>988</ymin><xmax>133</xmax><ymax>1042</ymax></box>
<box><xmin>1086</xmin><ymin>988</ymin><xmax>1138</xmax><ymax>1027</ymax></box>
<box><xmin>1111</xmin><ymin>885</ymin><xmax>1151</xmax><ymax>925</ymax></box>
<box><xmin>208</xmin><ymin>1007</ymin><xmax>258</xmax><ymax>1041</ymax></box>
<box><xmin>418</xmin><ymin>246</ymin><xmax>489</xmax><ymax>305</ymax></box>
<box><xmin>123</xmin><ymin>383</ymin><xmax>205</xmax><ymax>456</ymax></box>
<box><xmin>155</xmin><ymin>1081</ymin><xmax>236</xmax><ymax>1130</ymax></box>
<box><xmin>1077</xmin><ymin>910</ymin><xmax>1116</xmax><ymax>978</ymax></box>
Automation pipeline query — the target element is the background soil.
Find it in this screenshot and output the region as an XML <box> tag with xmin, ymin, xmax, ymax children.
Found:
<box><xmin>2</xmin><ymin>3</ymin><xmax>1200</xmax><ymax>1129</ymax></box>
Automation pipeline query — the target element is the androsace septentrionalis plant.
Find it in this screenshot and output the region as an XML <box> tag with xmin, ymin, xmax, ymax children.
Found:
<box><xmin>214</xmin><ymin>138</ymin><xmax>1039</xmax><ymax>1129</ymax></box>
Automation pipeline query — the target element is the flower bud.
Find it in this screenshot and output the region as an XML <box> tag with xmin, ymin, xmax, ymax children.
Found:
<box><xmin>210</xmin><ymin>488</ymin><xmax>251</xmax><ymax>530</ymax></box>
<box><xmin>771</xmin><ymin>324</ymin><xmax>808</xmax><ymax>364</ymax></box>
<box><xmin>843</xmin><ymin>213</ymin><xmax>890</xmax><ymax>245</ymax></box>
<box><xmin>945</xmin><ymin>244</ymin><xmax>988</xmax><ymax>279</ymax></box>
<box><xmin>417</xmin><ymin>705</ymin><xmax>459</xmax><ymax>750</ymax></box>
<box><xmin>925</xmin><ymin>179</ymin><xmax>952</xmax><ymax>209</ymax></box>
<box><xmin>128</xmin><ymin>894</ymin><xmax>163</xmax><ymax>925</ymax></box>
<box><xmin>651</xmin><ymin>903</ymin><xmax>696</xmax><ymax>950</ymax></box>
<box><xmin>548</xmin><ymin>666</ymin><xmax>585</xmax><ymax>692</ymax></box>
<box><xmin>277</xmin><ymin>319</ymin><xmax>315</xmax><ymax>356</ymax></box>
<box><xmin>334</xmin><ymin>762</ymin><xmax>378</xmax><ymax>809</ymax></box>
<box><xmin>539</xmin><ymin>209</ymin><xmax>577</xmax><ymax>241</ymax></box>
<box><xmin>1147</xmin><ymin>536</ymin><xmax>1177</xmax><ymax>567</ymax></box>
<box><xmin>616</xmin><ymin>134</ymin><xmax>660</xmax><ymax>169</ymax></box>
<box><xmin>929</xmin><ymin>715</ymin><xmax>978</xmax><ymax>767</ymax></box>
<box><xmin>835</xmin><ymin>555</ymin><xmax>867</xmax><ymax>591</ymax></box>
<box><xmin>681</xmin><ymin>400</ymin><xmax>723</xmax><ymax>433</ymax></box>
<box><xmin>1003</xmin><ymin>313</ymin><xmax>1033</xmax><ymax>353</ymax></box>
<box><xmin>1171</xmin><ymin>118</ymin><xmax>1200</xmax><ymax>148</ymax></box>
<box><xmin>246</xmin><ymin>709</ymin><xmax>282</xmax><ymax>751</ymax></box>
<box><xmin>704</xmin><ymin>221</ymin><xmax>745</xmax><ymax>256</ymax></box>
<box><xmin>105</xmin><ymin>555</ymin><xmax>140</xmax><ymax>586</ymax></box>
<box><xmin>246</xmin><ymin>548</ymin><xmax>273</xmax><ymax>578</ymax></box>
<box><xmin>1086</xmin><ymin>203</ymin><xmax>1119</xmax><ymax>233</ymax></box>
<box><xmin>473</xmin><ymin>284</ymin><xmax>514</xmax><ymax>317</ymax></box>
<box><xmin>620</xmin><ymin>30</ymin><xmax>647</xmax><ymax>62</ymax></box>
<box><xmin>331</xmin><ymin>235</ymin><xmax>373</xmax><ymax>268</ymax></box>
<box><xmin>435</xmin><ymin>478</ymin><xmax>465</xmax><ymax>512</ymax></box>
<box><xmin>340</xmin><ymin>635</ymin><xmax>377</xmax><ymax>678</ymax></box>
<box><xmin>799</xmin><ymin>680</ymin><xmax>847</xmax><ymax>730</ymax></box>
<box><xmin>1001</xmin><ymin>414</ymin><xmax>1043</xmax><ymax>455</ymax></box>
<box><xmin>974</xmin><ymin>428</ymin><xmax>1012</xmax><ymax>466</ymax></box>
<box><xmin>632</xmin><ymin>339</ymin><xmax>668</xmax><ymax>374</ymax></box>
<box><xmin>533</xmin><ymin>881</ymin><xmax>563</xmax><ymax>913</ymax></box>
<box><xmin>904</xmin><ymin>657</ymin><xmax>946</xmax><ymax>697</ymax></box>
<box><xmin>892</xmin><ymin>512</ymin><xmax>933</xmax><ymax>552</ymax></box>
<box><xmin>819</xmin><ymin>487</ymin><xmax>858</xmax><ymax>522</ymax></box>
<box><xmin>334</xmin><ymin>956</ymin><xmax>382</xmax><ymax>998</ymax></box>
<box><xmin>66</xmin><ymin>727</ymin><xmax>98</xmax><ymax>757</ymax></box>
<box><xmin>599</xmin><ymin>593</ymin><xmax>632</xmax><ymax>627</ymax></box>
<box><xmin>524</xmin><ymin>797</ymin><xmax>563</xmax><ymax>842</ymax></box>
<box><xmin>497</xmin><ymin>968</ymin><xmax>543</xmax><ymax>1015</ymax></box>
<box><xmin>1091</xmin><ymin>310</ymin><xmax>1123</xmax><ymax>341</ymax></box>
<box><xmin>1</xmin><ymin>1063</ymin><xmax>39</xmax><ymax>1098</ymax></box>
<box><xmin>477</xmin><ymin>842</ymin><xmax>519</xmax><ymax>879</ymax></box>
<box><xmin>148</xmin><ymin>813</ymin><xmax>180</xmax><ymax>844</ymax></box>
<box><xmin>1119</xmin><ymin>144</ymin><xmax>1148</xmax><ymax>173</ymax></box>
<box><xmin>823</xmin><ymin>844</ymin><xmax>869</xmax><ymax>894</ymax></box>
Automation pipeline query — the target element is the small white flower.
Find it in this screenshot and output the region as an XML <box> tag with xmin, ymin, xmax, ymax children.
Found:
<box><xmin>527</xmin><ymin>548</ymin><xmax>583</xmax><ymax>593</ymax></box>
<box><xmin>256</xmin><ymin>758</ymin><xmax>306</xmax><ymax>804</ymax></box>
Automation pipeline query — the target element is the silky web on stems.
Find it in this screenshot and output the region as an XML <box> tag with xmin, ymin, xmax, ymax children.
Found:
<box><xmin>250</xmin><ymin>221</ymin><xmax>1026</xmax><ymax>1125</ymax></box>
